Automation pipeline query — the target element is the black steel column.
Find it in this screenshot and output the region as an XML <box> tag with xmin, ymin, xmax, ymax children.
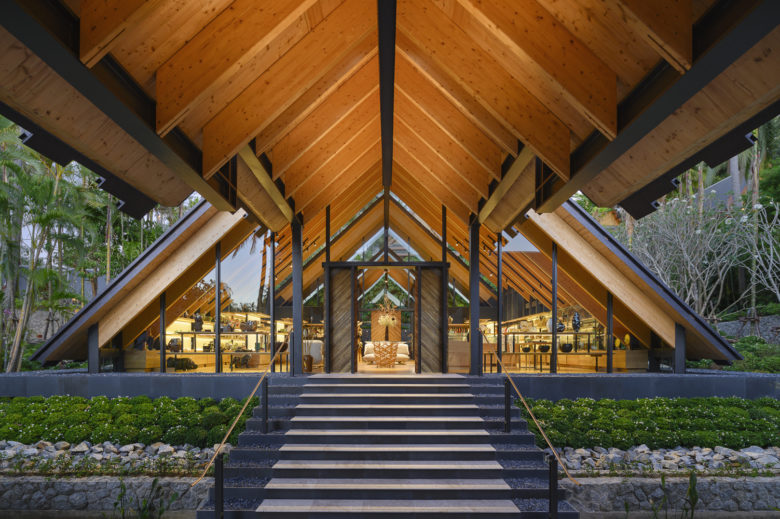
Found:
<box><xmin>112</xmin><ymin>332</ymin><xmax>124</xmax><ymax>372</ymax></box>
<box><xmin>497</xmin><ymin>232</ymin><xmax>503</xmax><ymax>374</ymax></box>
<box><xmin>377</xmin><ymin>0</ymin><xmax>397</xmax><ymax>188</ymax></box>
<box><xmin>550</xmin><ymin>242</ymin><xmax>558</xmax><ymax>374</ymax></box>
<box><xmin>350</xmin><ymin>266</ymin><xmax>356</xmax><ymax>374</ymax></box>
<box><xmin>469</xmin><ymin>216</ymin><xmax>482</xmax><ymax>375</ymax></box>
<box><xmin>648</xmin><ymin>331</ymin><xmax>661</xmax><ymax>372</ymax></box>
<box><xmin>159</xmin><ymin>292</ymin><xmax>166</xmax><ymax>373</ymax></box>
<box><xmin>416</xmin><ymin>265</ymin><xmax>422</xmax><ymax>374</ymax></box>
<box><xmin>674</xmin><ymin>323</ymin><xmax>686</xmax><ymax>373</ymax></box>
<box><xmin>606</xmin><ymin>292</ymin><xmax>614</xmax><ymax>373</ymax></box>
<box><xmin>215</xmin><ymin>242</ymin><xmax>222</xmax><ymax>373</ymax></box>
<box><xmin>324</xmin><ymin>206</ymin><xmax>331</xmax><ymax>373</ymax></box>
<box><xmin>441</xmin><ymin>206</ymin><xmax>448</xmax><ymax>373</ymax></box>
<box><xmin>291</xmin><ymin>216</ymin><xmax>304</xmax><ymax>375</ymax></box>
<box><xmin>87</xmin><ymin>323</ymin><xmax>99</xmax><ymax>374</ymax></box>
<box><xmin>269</xmin><ymin>232</ymin><xmax>276</xmax><ymax>372</ymax></box>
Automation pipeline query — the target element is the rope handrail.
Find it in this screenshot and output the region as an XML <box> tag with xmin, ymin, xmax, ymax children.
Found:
<box><xmin>191</xmin><ymin>343</ymin><xmax>284</xmax><ymax>486</ymax></box>
<box><xmin>480</xmin><ymin>329</ymin><xmax>579</xmax><ymax>485</ymax></box>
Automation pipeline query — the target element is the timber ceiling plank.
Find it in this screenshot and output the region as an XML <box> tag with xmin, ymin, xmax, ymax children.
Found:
<box><xmin>395</xmin><ymin>86</ymin><xmax>497</xmax><ymax>183</ymax></box>
<box><xmin>395</xmin><ymin>35</ymin><xmax>516</xmax><ymax>157</ymax></box>
<box><xmin>392</xmin><ymin>148</ymin><xmax>472</xmax><ymax>222</ymax></box>
<box><xmin>202</xmin><ymin>0</ymin><xmax>376</xmax><ymax>179</ymax></box>
<box><xmin>280</xmin><ymin>90</ymin><xmax>380</xmax><ymax>185</ymax></box>
<box><xmin>290</xmin><ymin>116</ymin><xmax>380</xmax><ymax>205</ymax></box>
<box><xmin>270</xmin><ymin>55</ymin><xmax>379</xmax><ymax>177</ymax></box>
<box><xmin>394</xmin><ymin>58</ymin><xmax>503</xmax><ymax>178</ymax></box>
<box><xmin>253</xmin><ymin>32</ymin><xmax>378</xmax><ymax>156</ymax></box>
<box><xmin>607</xmin><ymin>0</ymin><xmax>692</xmax><ymax>74</ymax></box>
<box><xmin>299</xmin><ymin>148</ymin><xmax>382</xmax><ymax>219</ymax></box>
<box><xmin>111</xmin><ymin>0</ymin><xmax>234</xmax><ymax>96</ymax></box>
<box><xmin>79</xmin><ymin>0</ymin><xmax>165</xmax><ymax>67</ymax></box>
<box><xmin>394</xmin><ymin>115</ymin><xmax>486</xmax><ymax>202</ymax></box>
<box><xmin>156</xmin><ymin>0</ymin><xmax>322</xmax><ymax>136</ymax></box>
<box><xmin>436</xmin><ymin>0</ymin><xmax>616</xmax><ymax>140</ymax></box>
<box><xmin>534</xmin><ymin>0</ymin><xmax>659</xmax><ymax>97</ymax></box>
<box><xmin>396</xmin><ymin>0</ymin><xmax>570</xmax><ymax>180</ymax></box>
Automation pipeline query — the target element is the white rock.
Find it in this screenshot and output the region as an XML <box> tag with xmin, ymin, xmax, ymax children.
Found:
<box><xmin>71</xmin><ymin>442</ymin><xmax>89</xmax><ymax>454</ymax></box>
<box><xmin>157</xmin><ymin>445</ymin><xmax>175</xmax><ymax>456</ymax></box>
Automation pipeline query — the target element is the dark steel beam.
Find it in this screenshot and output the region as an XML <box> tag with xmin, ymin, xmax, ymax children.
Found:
<box><xmin>291</xmin><ymin>216</ymin><xmax>304</xmax><ymax>375</ymax></box>
<box><xmin>377</xmin><ymin>0</ymin><xmax>397</xmax><ymax>188</ymax></box>
<box><xmin>324</xmin><ymin>207</ymin><xmax>331</xmax><ymax>373</ymax></box>
<box><xmin>537</xmin><ymin>0</ymin><xmax>780</xmax><ymax>213</ymax></box>
<box><xmin>469</xmin><ymin>216</ymin><xmax>482</xmax><ymax>375</ymax></box>
<box><xmin>606</xmin><ymin>291</ymin><xmax>614</xmax><ymax>373</ymax></box>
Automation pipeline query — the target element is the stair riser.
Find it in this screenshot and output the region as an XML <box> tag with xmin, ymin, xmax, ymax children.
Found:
<box><xmin>271</xmin><ymin>468</ymin><xmax>504</xmax><ymax>478</ymax></box>
<box><xmin>198</xmin><ymin>510</ymin><xmax>578</xmax><ymax>519</ymax></box>
<box><xmin>304</xmin><ymin>377</ymin><xmax>465</xmax><ymax>385</ymax></box>
<box><xmin>276</xmin><ymin>450</ymin><xmax>497</xmax><ymax>461</ymax></box>
<box><xmin>210</xmin><ymin>487</ymin><xmax>568</xmax><ymax>501</ymax></box>
<box><xmin>276</xmin><ymin>434</ymin><xmax>498</xmax><ymax>445</ymax></box>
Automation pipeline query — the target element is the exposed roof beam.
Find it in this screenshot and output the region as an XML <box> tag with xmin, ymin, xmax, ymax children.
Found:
<box><xmin>156</xmin><ymin>0</ymin><xmax>318</xmax><ymax>135</ymax></box>
<box><xmin>377</xmin><ymin>0</ymin><xmax>396</xmax><ymax>188</ymax></box>
<box><xmin>536</xmin><ymin>0</ymin><xmax>780</xmax><ymax>213</ymax></box>
<box><xmin>79</xmin><ymin>0</ymin><xmax>163</xmax><ymax>68</ymax></box>
<box><xmin>442</xmin><ymin>0</ymin><xmax>617</xmax><ymax>139</ymax></box>
<box><xmin>202</xmin><ymin>0</ymin><xmax>376</xmax><ymax>179</ymax></box>
<box><xmin>237</xmin><ymin>145</ymin><xmax>294</xmax><ymax>226</ymax></box>
<box><xmin>0</xmin><ymin>0</ymin><xmax>233</xmax><ymax>212</ymax></box>
<box><xmin>396</xmin><ymin>0</ymin><xmax>570</xmax><ymax>180</ymax></box>
<box><xmin>478</xmin><ymin>145</ymin><xmax>535</xmax><ymax>227</ymax></box>
<box><xmin>609</xmin><ymin>0</ymin><xmax>692</xmax><ymax>74</ymax></box>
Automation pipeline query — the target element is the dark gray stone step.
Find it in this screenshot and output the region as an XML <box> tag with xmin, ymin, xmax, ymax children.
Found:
<box><xmin>270</xmin><ymin>459</ymin><xmax>504</xmax><ymax>479</ymax></box>
<box><xmin>275</xmin><ymin>443</ymin><xmax>499</xmax><ymax>461</ymax></box>
<box><xmin>298</xmin><ymin>393</ymin><xmax>475</xmax><ymax>404</ymax></box>
<box><xmin>255</xmin><ymin>498</ymin><xmax>522</xmax><ymax>517</ymax></box>
<box><xmin>301</xmin><ymin>383</ymin><xmax>473</xmax><ymax>393</ymax></box>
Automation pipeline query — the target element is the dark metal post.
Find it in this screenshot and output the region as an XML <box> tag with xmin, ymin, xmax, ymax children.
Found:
<box><xmin>416</xmin><ymin>265</ymin><xmax>422</xmax><ymax>374</ymax></box>
<box><xmin>383</xmin><ymin>191</ymin><xmax>389</xmax><ymax>263</ymax></box>
<box><xmin>269</xmin><ymin>232</ymin><xmax>276</xmax><ymax>372</ymax></box>
<box><xmin>214</xmin><ymin>453</ymin><xmax>224</xmax><ymax>519</ymax></box>
<box><xmin>497</xmin><ymin>232</ymin><xmax>503</xmax><ymax>374</ymax></box>
<box><xmin>648</xmin><ymin>331</ymin><xmax>661</xmax><ymax>372</ymax></box>
<box><xmin>469</xmin><ymin>216</ymin><xmax>482</xmax><ymax>375</ymax></box>
<box><xmin>112</xmin><ymin>332</ymin><xmax>124</xmax><ymax>372</ymax></box>
<box><xmin>504</xmin><ymin>379</ymin><xmax>511</xmax><ymax>433</ymax></box>
<box><xmin>159</xmin><ymin>292</ymin><xmax>166</xmax><ymax>373</ymax></box>
<box><xmin>291</xmin><ymin>216</ymin><xmax>303</xmax><ymax>375</ymax></box>
<box><xmin>261</xmin><ymin>377</ymin><xmax>269</xmax><ymax>434</ymax></box>
<box><xmin>550</xmin><ymin>242</ymin><xmax>558</xmax><ymax>374</ymax></box>
<box><xmin>215</xmin><ymin>242</ymin><xmax>222</xmax><ymax>373</ymax></box>
<box><xmin>674</xmin><ymin>323</ymin><xmax>687</xmax><ymax>373</ymax></box>
<box><xmin>548</xmin><ymin>455</ymin><xmax>558</xmax><ymax>519</ymax></box>
<box><xmin>87</xmin><ymin>323</ymin><xmax>99</xmax><ymax>374</ymax></box>
<box><xmin>441</xmin><ymin>206</ymin><xmax>448</xmax><ymax>373</ymax></box>
<box><xmin>606</xmin><ymin>292</ymin><xmax>614</xmax><ymax>373</ymax></box>
<box><xmin>350</xmin><ymin>266</ymin><xmax>356</xmax><ymax>374</ymax></box>
<box><xmin>324</xmin><ymin>207</ymin><xmax>331</xmax><ymax>373</ymax></box>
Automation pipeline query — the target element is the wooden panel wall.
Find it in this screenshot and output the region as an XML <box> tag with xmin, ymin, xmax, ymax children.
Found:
<box><xmin>329</xmin><ymin>267</ymin><xmax>353</xmax><ymax>373</ymax></box>
<box><xmin>420</xmin><ymin>268</ymin><xmax>443</xmax><ymax>373</ymax></box>
<box><xmin>370</xmin><ymin>309</ymin><xmax>402</xmax><ymax>342</ymax></box>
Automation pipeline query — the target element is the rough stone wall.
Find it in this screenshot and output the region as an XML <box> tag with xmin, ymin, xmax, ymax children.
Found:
<box><xmin>0</xmin><ymin>476</ymin><xmax>210</xmax><ymax>512</ymax></box>
<box><xmin>561</xmin><ymin>476</ymin><xmax>780</xmax><ymax>513</ymax></box>
<box><xmin>717</xmin><ymin>315</ymin><xmax>780</xmax><ymax>341</ymax></box>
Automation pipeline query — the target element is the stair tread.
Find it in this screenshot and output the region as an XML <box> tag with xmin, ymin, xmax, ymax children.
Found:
<box><xmin>290</xmin><ymin>416</ymin><xmax>484</xmax><ymax>422</ymax></box>
<box><xmin>301</xmin><ymin>393</ymin><xmax>473</xmax><ymax>397</ymax></box>
<box><xmin>296</xmin><ymin>404</ymin><xmax>479</xmax><ymax>409</ymax></box>
<box><xmin>255</xmin><ymin>499</ymin><xmax>520</xmax><ymax>513</ymax></box>
<box><xmin>279</xmin><ymin>444</ymin><xmax>495</xmax><ymax>452</ymax></box>
<box><xmin>272</xmin><ymin>460</ymin><xmax>502</xmax><ymax>469</ymax></box>
<box><xmin>303</xmin><ymin>384</ymin><xmax>471</xmax><ymax>388</ymax></box>
<box><xmin>285</xmin><ymin>429</ymin><xmax>490</xmax><ymax>436</ymax></box>
<box><xmin>264</xmin><ymin>478</ymin><xmax>510</xmax><ymax>489</ymax></box>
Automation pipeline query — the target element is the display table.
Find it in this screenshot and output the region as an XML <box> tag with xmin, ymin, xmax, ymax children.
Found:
<box><xmin>374</xmin><ymin>342</ymin><xmax>398</xmax><ymax>368</ymax></box>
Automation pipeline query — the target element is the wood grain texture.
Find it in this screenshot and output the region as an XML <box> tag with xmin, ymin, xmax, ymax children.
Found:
<box><xmin>420</xmin><ymin>268</ymin><xmax>443</xmax><ymax>373</ymax></box>
<box><xmin>329</xmin><ymin>267</ymin><xmax>353</xmax><ymax>372</ymax></box>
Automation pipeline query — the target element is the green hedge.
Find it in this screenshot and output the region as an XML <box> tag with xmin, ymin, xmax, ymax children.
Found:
<box><xmin>520</xmin><ymin>397</ymin><xmax>780</xmax><ymax>451</ymax></box>
<box><xmin>0</xmin><ymin>395</ymin><xmax>258</xmax><ymax>447</ymax></box>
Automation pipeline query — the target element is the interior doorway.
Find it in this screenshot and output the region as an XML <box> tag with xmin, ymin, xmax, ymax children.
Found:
<box><xmin>324</xmin><ymin>262</ymin><xmax>448</xmax><ymax>374</ymax></box>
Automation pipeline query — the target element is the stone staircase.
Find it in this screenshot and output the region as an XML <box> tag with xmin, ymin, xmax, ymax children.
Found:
<box><xmin>197</xmin><ymin>374</ymin><xmax>579</xmax><ymax>518</ymax></box>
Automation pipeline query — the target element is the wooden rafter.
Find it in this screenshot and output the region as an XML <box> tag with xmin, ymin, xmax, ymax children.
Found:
<box><xmin>478</xmin><ymin>146</ymin><xmax>535</xmax><ymax>230</ymax></box>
